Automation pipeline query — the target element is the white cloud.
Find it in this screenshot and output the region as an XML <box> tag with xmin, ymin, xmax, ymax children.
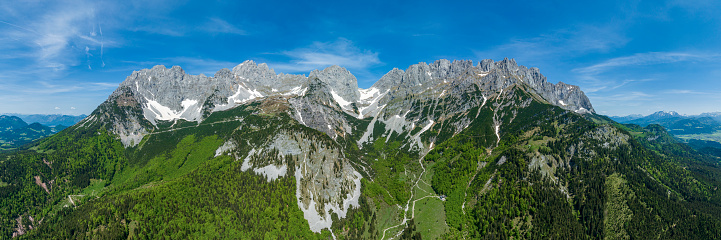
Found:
<box><xmin>271</xmin><ymin>38</ymin><xmax>381</xmax><ymax>73</ymax></box>
<box><xmin>475</xmin><ymin>24</ymin><xmax>628</xmax><ymax>63</ymax></box>
<box><xmin>0</xmin><ymin>0</ymin><xmax>111</xmax><ymax>72</ymax></box>
<box><xmin>573</xmin><ymin>52</ymin><xmax>717</xmax><ymax>74</ymax></box>
<box><xmin>132</xmin><ymin>17</ymin><xmax>246</xmax><ymax>36</ymax></box>
<box><xmin>54</xmin><ymin>107</ymin><xmax>60</xmax><ymax>110</ymax></box>
<box><xmin>70</xmin><ymin>106</ymin><xmax>76</xmax><ymax>109</ymax></box>
<box><xmin>589</xmin><ymin>91</ymin><xmax>655</xmax><ymax>102</ymax></box>
<box><xmin>664</xmin><ymin>89</ymin><xmax>718</xmax><ymax>95</ymax></box>
<box><xmin>203</xmin><ymin>18</ymin><xmax>246</xmax><ymax>35</ymax></box>
<box><xmin>571</xmin><ymin>52</ymin><xmax>720</xmax><ymax>97</ymax></box>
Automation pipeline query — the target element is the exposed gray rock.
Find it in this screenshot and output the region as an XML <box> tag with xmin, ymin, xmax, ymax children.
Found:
<box><xmin>309</xmin><ymin>65</ymin><xmax>360</xmax><ymax>103</ymax></box>
<box><xmin>97</xmin><ymin>57</ymin><xmax>595</xmax><ymax>149</ymax></box>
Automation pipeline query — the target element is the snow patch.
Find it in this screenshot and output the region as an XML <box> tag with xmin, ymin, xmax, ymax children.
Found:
<box><xmin>330</xmin><ymin>90</ymin><xmax>353</xmax><ymax>111</ymax></box>
<box><xmin>358</xmin><ymin>87</ymin><xmax>380</xmax><ymax>101</ymax></box>
<box><xmin>142</xmin><ymin>98</ymin><xmax>202</xmax><ymax>125</ymax></box>
<box><xmin>213</xmin><ymin>84</ymin><xmax>264</xmax><ymax>112</ymax></box>
<box><xmin>283</xmin><ymin>86</ymin><xmax>308</xmax><ymax>96</ymax></box>
<box><xmin>495</xmin><ymin>125</ymin><xmax>500</xmax><ymax>144</ymax></box>
<box><xmin>295</xmin><ymin>108</ymin><xmax>305</xmax><ymax>125</ymax></box>
<box><xmin>558</xmin><ymin>100</ymin><xmax>567</xmax><ymax>106</ymax></box>
<box><xmin>357</xmin><ymin>89</ymin><xmax>388</xmax><ymax>119</ymax></box>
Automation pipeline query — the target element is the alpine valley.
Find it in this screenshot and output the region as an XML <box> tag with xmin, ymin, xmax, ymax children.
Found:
<box><xmin>2</xmin><ymin>59</ymin><xmax>721</xmax><ymax>239</ymax></box>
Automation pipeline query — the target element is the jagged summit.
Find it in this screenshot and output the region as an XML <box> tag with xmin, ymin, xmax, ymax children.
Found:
<box><xmin>650</xmin><ymin>110</ymin><xmax>681</xmax><ymax>118</ymax></box>
<box><xmin>97</xmin><ymin>58</ymin><xmax>595</xmax><ymax>147</ymax></box>
<box><xmin>309</xmin><ymin>65</ymin><xmax>360</xmax><ymax>103</ymax></box>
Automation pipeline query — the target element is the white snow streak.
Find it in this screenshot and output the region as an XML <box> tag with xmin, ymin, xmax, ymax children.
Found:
<box><xmin>358</xmin><ymin>87</ymin><xmax>380</xmax><ymax>101</ymax></box>
<box><xmin>143</xmin><ymin>98</ymin><xmax>202</xmax><ymax>124</ymax></box>
<box><xmin>330</xmin><ymin>90</ymin><xmax>353</xmax><ymax>111</ymax></box>
<box><xmin>495</xmin><ymin>125</ymin><xmax>500</xmax><ymax>144</ymax></box>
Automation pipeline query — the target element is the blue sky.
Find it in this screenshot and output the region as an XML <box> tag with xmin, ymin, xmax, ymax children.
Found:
<box><xmin>1</xmin><ymin>0</ymin><xmax>720</xmax><ymax>116</ymax></box>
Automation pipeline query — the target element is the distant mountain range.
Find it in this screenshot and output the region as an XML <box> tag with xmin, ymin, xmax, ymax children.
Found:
<box><xmin>0</xmin><ymin>114</ymin><xmax>85</xmax><ymax>150</ymax></box>
<box><xmin>609</xmin><ymin>111</ymin><xmax>721</xmax><ymax>153</ymax></box>
<box><xmin>610</xmin><ymin>111</ymin><xmax>721</xmax><ymax>135</ymax></box>
<box><xmin>2</xmin><ymin>114</ymin><xmax>87</xmax><ymax>127</ymax></box>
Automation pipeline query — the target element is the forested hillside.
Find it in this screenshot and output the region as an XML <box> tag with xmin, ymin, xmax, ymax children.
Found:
<box><xmin>2</xmin><ymin>59</ymin><xmax>720</xmax><ymax>239</ymax></box>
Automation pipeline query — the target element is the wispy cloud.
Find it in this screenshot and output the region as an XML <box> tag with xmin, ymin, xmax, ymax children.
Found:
<box><xmin>664</xmin><ymin>89</ymin><xmax>719</xmax><ymax>95</ymax></box>
<box><xmin>270</xmin><ymin>38</ymin><xmax>381</xmax><ymax>73</ymax></box>
<box><xmin>475</xmin><ymin>24</ymin><xmax>628</xmax><ymax>63</ymax></box>
<box><xmin>574</xmin><ymin>52</ymin><xmax>718</xmax><ymax>74</ymax></box>
<box><xmin>572</xmin><ymin>52</ymin><xmax>720</xmax><ymax>96</ymax></box>
<box><xmin>203</xmin><ymin>18</ymin><xmax>246</xmax><ymax>35</ymax></box>
<box><xmin>583</xmin><ymin>78</ymin><xmax>655</xmax><ymax>93</ymax></box>
<box><xmin>0</xmin><ymin>0</ymin><xmax>111</xmax><ymax>73</ymax></box>
<box><xmin>589</xmin><ymin>91</ymin><xmax>655</xmax><ymax>102</ymax></box>
<box><xmin>133</xmin><ymin>17</ymin><xmax>247</xmax><ymax>36</ymax></box>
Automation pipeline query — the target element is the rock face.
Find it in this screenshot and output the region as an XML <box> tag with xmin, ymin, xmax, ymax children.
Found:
<box><xmin>90</xmin><ymin>58</ymin><xmax>594</xmax><ymax>148</ymax></box>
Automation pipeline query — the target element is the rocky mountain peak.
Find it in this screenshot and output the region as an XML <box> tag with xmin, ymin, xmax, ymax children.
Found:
<box><xmin>100</xmin><ymin>58</ymin><xmax>598</xmax><ymax>147</ymax></box>
<box><xmin>651</xmin><ymin>111</ymin><xmax>681</xmax><ymax>118</ymax></box>
<box><xmin>309</xmin><ymin>65</ymin><xmax>360</xmax><ymax>102</ymax></box>
<box><xmin>429</xmin><ymin>59</ymin><xmax>474</xmax><ymax>80</ymax></box>
<box><xmin>371</xmin><ymin>68</ymin><xmax>405</xmax><ymax>91</ymax></box>
<box><xmin>231</xmin><ymin>60</ymin><xmax>280</xmax><ymax>88</ymax></box>
<box><xmin>214</xmin><ymin>68</ymin><xmax>233</xmax><ymax>79</ymax></box>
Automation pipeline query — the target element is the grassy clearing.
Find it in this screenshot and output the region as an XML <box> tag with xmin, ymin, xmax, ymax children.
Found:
<box><xmin>412</xmin><ymin>160</ymin><xmax>449</xmax><ymax>238</ymax></box>
<box><xmin>80</xmin><ymin>179</ymin><xmax>107</xmax><ymax>197</ymax></box>
<box><xmin>524</xmin><ymin>136</ymin><xmax>555</xmax><ymax>152</ymax></box>
<box><xmin>604</xmin><ymin>173</ymin><xmax>634</xmax><ymax>240</ymax></box>
<box><xmin>375</xmin><ymin>201</ymin><xmax>403</xmax><ymax>234</ymax></box>
<box><xmin>676</xmin><ymin>130</ymin><xmax>721</xmax><ymax>143</ymax></box>
<box><xmin>414</xmin><ymin>197</ymin><xmax>449</xmax><ymax>239</ymax></box>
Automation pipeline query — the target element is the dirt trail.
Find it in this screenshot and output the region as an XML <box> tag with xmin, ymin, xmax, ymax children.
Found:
<box><xmin>381</xmin><ymin>153</ymin><xmax>440</xmax><ymax>240</ymax></box>
<box><xmin>68</xmin><ymin>195</ymin><xmax>84</xmax><ymax>207</ymax></box>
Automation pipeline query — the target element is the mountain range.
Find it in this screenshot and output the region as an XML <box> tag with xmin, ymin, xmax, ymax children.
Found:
<box><xmin>610</xmin><ymin>111</ymin><xmax>721</xmax><ymax>154</ymax></box>
<box><xmin>1</xmin><ymin>59</ymin><xmax>720</xmax><ymax>239</ymax></box>
<box><xmin>611</xmin><ymin>111</ymin><xmax>721</xmax><ymax>131</ymax></box>
<box><xmin>3</xmin><ymin>114</ymin><xmax>88</xmax><ymax>127</ymax></box>
<box><xmin>0</xmin><ymin>115</ymin><xmax>73</xmax><ymax>150</ymax></box>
